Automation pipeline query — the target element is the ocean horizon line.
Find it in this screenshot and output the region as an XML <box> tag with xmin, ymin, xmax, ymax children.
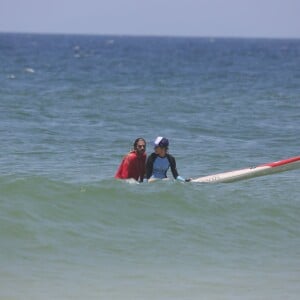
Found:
<box><xmin>1</xmin><ymin>30</ymin><xmax>299</xmax><ymax>41</ymax></box>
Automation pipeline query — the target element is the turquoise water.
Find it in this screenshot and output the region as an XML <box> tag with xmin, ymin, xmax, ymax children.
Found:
<box><xmin>1</xmin><ymin>33</ymin><xmax>300</xmax><ymax>299</ymax></box>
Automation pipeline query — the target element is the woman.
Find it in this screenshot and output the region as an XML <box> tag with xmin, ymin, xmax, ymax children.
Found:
<box><xmin>146</xmin><ymin>136</ymin><xmax>190</xmax><ymax>182</ymax></box>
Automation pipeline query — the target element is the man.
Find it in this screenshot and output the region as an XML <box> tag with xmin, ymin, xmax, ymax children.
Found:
<box><xmin>115</xmin><ymin>137</ymin><xmax>147</xmax><ymax>182</ymax></box>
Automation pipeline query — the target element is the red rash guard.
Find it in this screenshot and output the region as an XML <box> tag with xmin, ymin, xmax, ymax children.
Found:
<box><xmin>115</xmin><ymin>151</ymin><xmax>146</xmax><ymax>181</ymax></box>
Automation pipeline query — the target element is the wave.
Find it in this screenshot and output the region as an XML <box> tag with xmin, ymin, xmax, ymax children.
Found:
<box><xmin>1</xmin><ymin>174</ymin><xmax>299</xmax><ymax>300</ymax></box>
<box><xmin>1</xmin><ymin>175</ymin><xmax>299</xmax><ymax>246</ymax></box>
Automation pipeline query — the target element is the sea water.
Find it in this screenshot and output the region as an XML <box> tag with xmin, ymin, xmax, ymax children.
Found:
<box><xmin>0</xmin><ymin>33</ymin><xmax>300</xmax><ymax>299</ymax></box>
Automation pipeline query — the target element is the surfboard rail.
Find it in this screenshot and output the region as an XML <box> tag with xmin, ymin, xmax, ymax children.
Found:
<box><xmin>191</xmin><ymin>155</ymin><xmax>300</xmax><ymax>183</ymax></box>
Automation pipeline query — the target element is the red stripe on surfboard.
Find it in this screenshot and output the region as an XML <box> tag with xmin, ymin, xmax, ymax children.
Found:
<box><xmin>259</xmin><ymin>156</ymin><xmax>300</xmax><ymax>168</ymax></box>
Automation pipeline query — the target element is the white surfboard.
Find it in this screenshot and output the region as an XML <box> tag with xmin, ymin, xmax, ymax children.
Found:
<box><xmin>191</xmin><ymin>155</ymin><xmax>300</xmax><ymax>183</ymax></box>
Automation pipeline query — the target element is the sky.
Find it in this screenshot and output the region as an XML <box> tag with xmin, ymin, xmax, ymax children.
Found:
<box><xmin>1</xmin><ymin>0</ymin><xmax>300</xmax><ymax>39</ymax></box>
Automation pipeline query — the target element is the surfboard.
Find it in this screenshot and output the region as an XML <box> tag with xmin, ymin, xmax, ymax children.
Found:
<box><xmin>191</xmin><ymin>155</ymin><xmax>300</xmax><ymax>183</ymax></box>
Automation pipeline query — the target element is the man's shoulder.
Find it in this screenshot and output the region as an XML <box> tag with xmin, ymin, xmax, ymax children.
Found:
<box><xmin>127</xmin><ymin>151</ymin><xmax>137</xmax><ymax>159</ymax></box>
<box><xmin>128</xmin><ymin>151</ymin><xmax>147</xmax><ymax>161</ymax></box>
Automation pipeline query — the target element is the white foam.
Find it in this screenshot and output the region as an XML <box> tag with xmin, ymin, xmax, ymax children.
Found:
<box><xmin>25</xmin><ymin>68</ymin><xmax>35</xmax><ymax>73</ymax></box>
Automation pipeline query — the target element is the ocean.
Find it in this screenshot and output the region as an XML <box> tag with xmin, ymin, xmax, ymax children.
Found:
<box><xmin>0</xmin><ymin>32</ymin><xmax>300</xmax><ymax>299</ymax></box>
